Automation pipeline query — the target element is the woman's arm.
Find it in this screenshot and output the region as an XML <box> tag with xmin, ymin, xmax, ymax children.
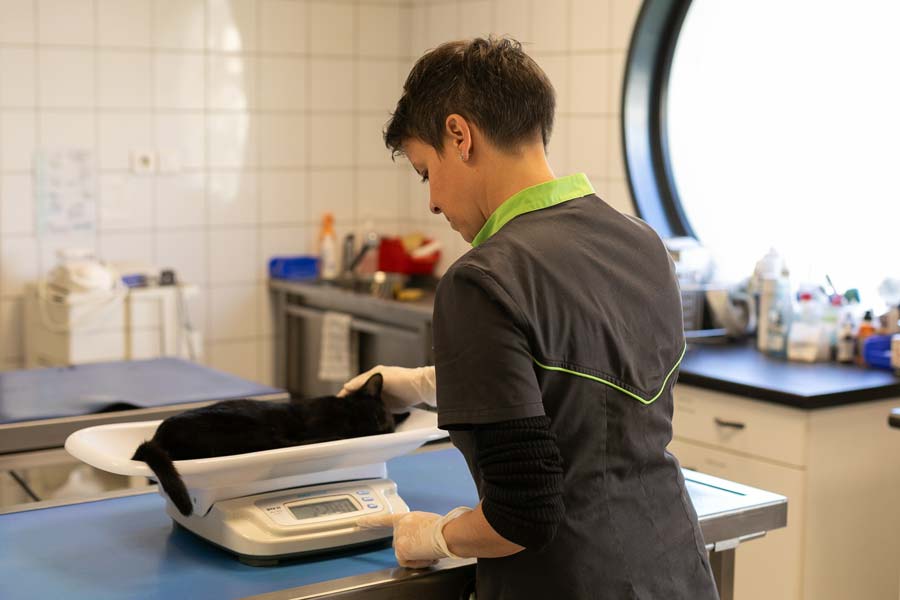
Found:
<box><xmin>442</xmin><ymin>501</ymin><xmax>525</xmax><ymax>558</ymax></box>
<box><xmin>445</xmin><ymin>415</ymin><xmax>566</xmax><ymax>557</ymax></box>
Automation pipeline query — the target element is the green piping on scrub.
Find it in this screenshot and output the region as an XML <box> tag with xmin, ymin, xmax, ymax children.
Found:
<box><xmin>531</xmin><ymin>343</ymin><xmax>687</xmax><ymax>405</ymax></box>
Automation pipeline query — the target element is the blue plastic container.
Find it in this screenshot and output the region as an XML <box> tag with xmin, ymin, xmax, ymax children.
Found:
<box><xmin>862</xmin><ymin>334</ymin><xmax>893</xmax><ymax>370</ymax></box>
<box><xmin>268</xmin><ymin>256</ymin><xmax>319</xmax><ymax>281</ymax></box>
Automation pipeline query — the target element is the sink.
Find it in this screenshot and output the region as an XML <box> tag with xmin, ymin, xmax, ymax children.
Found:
<box><xmin>315</xmin><ymin>273</ymin><xmax>411</xmax><ymax>299</ymax></box>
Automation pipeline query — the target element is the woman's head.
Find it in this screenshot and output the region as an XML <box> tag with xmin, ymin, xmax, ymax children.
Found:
<box><xmin>384</xmin><ymin>37</ymin><xmax>557</xmax><ymax>242</ymax></box>
<box><xmin>385</xmin><ymin>37</ymin><xmax>555</xmax><ymax>156</ymax></box>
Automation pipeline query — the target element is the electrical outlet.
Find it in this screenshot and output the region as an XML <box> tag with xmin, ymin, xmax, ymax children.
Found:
<box><xmin>130</xmin><ymin>150</ymin><xmax>157</xmax><ymax>174</ymax></box>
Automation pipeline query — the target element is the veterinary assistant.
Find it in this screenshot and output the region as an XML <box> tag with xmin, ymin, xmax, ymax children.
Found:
<box><xmin>341</xmin><ymin>36</ymin><xmax>719</xmax><ymax>600</ymax></box>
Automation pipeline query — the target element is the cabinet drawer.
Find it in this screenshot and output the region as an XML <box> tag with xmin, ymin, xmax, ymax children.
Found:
<box><xmin>673</xmin><ymin>385</ymin><xmax>808</xmax><ymax>467</ymax></box>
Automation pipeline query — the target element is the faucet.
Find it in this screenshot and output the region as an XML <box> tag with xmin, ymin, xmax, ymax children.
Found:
<box><xmin>343</xmin><ymin>232</ymin><xmax>379</xmax><ymax>277</ymax></box>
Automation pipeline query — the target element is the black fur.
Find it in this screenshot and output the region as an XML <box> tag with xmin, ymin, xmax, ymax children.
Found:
<box><xmin>131</xmin><ymin>374</ymin><xmax>402</xmax><ymax>516</ymax></box>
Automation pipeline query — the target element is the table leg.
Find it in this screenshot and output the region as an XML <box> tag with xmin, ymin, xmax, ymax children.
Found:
<box><xmin>709</xmin><ymin>548</ymin><xmax>735</xmax><ymax>600</ymax></box>
<box><xmin>271</xmin><ymin>288</ymin><xmax>287</xmax><ymax>388</ymax></box>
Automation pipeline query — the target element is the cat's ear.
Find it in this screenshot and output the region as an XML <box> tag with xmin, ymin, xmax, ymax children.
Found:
<box><xmin>360</xmin><ymin>372</ymin><xmax>384</xmax><ymax>397</ymax></box>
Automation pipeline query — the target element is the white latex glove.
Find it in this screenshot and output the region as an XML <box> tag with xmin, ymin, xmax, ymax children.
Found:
<box><xmin>357</xmin><ymin>507</ymin><xmax>472</xmax><ymax>568</ymax></box>
<box><xmin>337</xmin><ymin>365</ymin><xmax>436</xmax><ymax>413</ymax></box>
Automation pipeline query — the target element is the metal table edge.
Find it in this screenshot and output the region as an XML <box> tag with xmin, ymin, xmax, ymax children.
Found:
<box><xmin>240</xmin><ymin>558</ymin><xmax>477</xmax><ymax>600</ymax></box>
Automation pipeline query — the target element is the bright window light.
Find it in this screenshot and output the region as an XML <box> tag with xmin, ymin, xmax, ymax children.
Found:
<box><xmin>666</xmin><ymin>0</ymin><xmax>900</xmax><ymax>307</ymax></box>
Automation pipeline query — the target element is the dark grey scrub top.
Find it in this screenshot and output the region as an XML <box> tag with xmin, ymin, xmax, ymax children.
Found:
<box><xmin>433</xmin><ymin>174</ymin><xmax>719</xmax><ymax>600</ymax></box>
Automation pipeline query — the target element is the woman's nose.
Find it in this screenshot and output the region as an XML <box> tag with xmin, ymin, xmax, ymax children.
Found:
<box><xmin>429</xmin><ymin>200</ymin><xmax>441</xmax><ymax>215</ymax></box>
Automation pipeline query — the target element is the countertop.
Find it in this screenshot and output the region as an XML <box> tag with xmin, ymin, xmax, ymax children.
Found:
<box><xmin>0</xmin><ymin>447</ymin><xmax>785</xmax><ymax>600</ymax></box>
<box><xmin>679</xmin><ymin>342</ymin><xmax>900</xmax><ymax>409</ymax></box>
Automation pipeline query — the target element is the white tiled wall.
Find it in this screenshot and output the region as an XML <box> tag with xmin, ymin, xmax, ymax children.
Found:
<box><xmin>0</xmin><ymin>0</ymin><xmax>641</xmax><ymax>384</ymax></box>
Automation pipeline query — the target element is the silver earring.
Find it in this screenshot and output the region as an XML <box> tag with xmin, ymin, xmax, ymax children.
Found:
<box><xmin>459</xmin><ymin>152</ymin><xmax>466</xmax><ymax>161</ymax></box>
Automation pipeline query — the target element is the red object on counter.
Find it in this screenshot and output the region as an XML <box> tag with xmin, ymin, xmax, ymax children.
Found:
<box><xmin>378</xmin><ymin>237</ymin><xmax>441</xmax><ymax>275</ymax></box>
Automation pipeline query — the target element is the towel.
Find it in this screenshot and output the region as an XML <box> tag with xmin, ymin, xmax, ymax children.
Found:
<box><xmin>318</xmin><ymin>311</ymin><xmax>358</xmax><ymax>383</ymax></box>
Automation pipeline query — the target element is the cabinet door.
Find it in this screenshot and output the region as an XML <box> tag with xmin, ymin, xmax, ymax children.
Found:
<box><xmin>669</xmin><ymin>438</ymin><xmax>806</xmax><ymax>600</ymax></box>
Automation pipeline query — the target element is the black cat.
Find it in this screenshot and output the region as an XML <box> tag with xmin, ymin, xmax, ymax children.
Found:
<box><xmin>132</xmin><ymin>373</ymin><xmax>401</xmax><ymax>516</ymax></box>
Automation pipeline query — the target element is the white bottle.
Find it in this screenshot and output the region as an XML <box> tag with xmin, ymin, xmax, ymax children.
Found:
<box><xmin>755</xmin><ymin>248</ymin><xmax>785</xmax><ymax>352</ymax></box>
<box><xmin>836</xmin><ymin>314</ymin><xmax>856</xmax><ymax>364</ymax></box>
<box><xmin>318</xmin><ymin>213</ymin><xmax>339</xmax><ymax>281</ymax></box>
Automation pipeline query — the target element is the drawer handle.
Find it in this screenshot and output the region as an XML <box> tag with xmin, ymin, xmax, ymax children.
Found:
<box><xmin>714</xmin><ymin>418</ymin><xmax>746</xmax><ymax>430</ymax></box>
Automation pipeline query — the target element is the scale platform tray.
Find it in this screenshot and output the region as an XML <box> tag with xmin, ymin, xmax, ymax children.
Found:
<box><xmin>65</xmin><ymin>407</ymin><xmax>446</xmax><ymax>514</ymax></box>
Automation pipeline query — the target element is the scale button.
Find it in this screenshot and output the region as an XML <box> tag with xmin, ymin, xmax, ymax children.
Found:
<box><xmin>367</xmin><ymin>503</ymin><xmax>378</xmax><ymax>509</ymax></box>
<box><xmin>356</xmin><ymin>490</ymin><xmax>369</xmax><ymax>496</ymax></box>
<box><xmin>362</xmin><ymin>496</ymin><xmax>374</xmax><ymax>502</ymax></box>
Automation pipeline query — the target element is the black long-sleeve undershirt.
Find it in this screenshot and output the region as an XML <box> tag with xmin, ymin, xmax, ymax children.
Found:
<box><xmin>470</xmin><ymin>415</ymin><xmax>565</xmax><ymax>550</ymax></box>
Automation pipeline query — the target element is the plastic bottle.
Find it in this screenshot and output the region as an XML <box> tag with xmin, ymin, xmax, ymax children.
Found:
<box><xmin>318</xmin><ymin>213</ymin><xmax>339</xmax><ymax>281</ymax></box>
<box><xmin>755</xmin><ymin>248</ymin><xmax>784</xmax><ymax>353</ymax></box>
<box><xmin>822</xmin><ymin>294</ymin><xmax>843</xmax><ymax>359</ymax></box>
<box><xmin>856</xmin><ymin>310</ymin><xmax>876</xmax><ymax>367</ymax></box>
<box><xmin>787</xmin><ymin>291</ymin><xmax>828</xmax><ymax>362</ymax></box>
<box><xmin>836</xmin><ymin>312</ymin><xmax>856</xmax><ymax>364</ymax></box>
<box><xmin>761</xmin><ymin>263</ymin><xmax>792</xmax><ymax>358</ymax></box>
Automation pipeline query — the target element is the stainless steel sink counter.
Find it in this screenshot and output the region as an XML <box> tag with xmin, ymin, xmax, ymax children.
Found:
<box><xmin>269</xmin><ymin>279</ymin><xmax>435</xmax><ymax>324</ymax></box>
<box><xmin>269</xmin><ymin>279</ymin><xmax>436</xmax><ymax>396</ymax></box>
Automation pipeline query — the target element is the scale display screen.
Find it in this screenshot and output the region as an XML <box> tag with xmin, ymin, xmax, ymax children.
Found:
<box><xmin>288</xmin><ymin>497</ymin><xmax>359</xmax><ymax>520</ymax></box>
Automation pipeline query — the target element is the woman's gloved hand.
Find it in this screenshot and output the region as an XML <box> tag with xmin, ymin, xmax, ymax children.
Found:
<box><xmin>357</xmin><ymin>507</ymin><xmax>472</xmax><ymax>568</ymax></box>
<box><xmin>337</xmin><ymin>365</ymin><xmax>436</xmax><ymax>413</ymax></box>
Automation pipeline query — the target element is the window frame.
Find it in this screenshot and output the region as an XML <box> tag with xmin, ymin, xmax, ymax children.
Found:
<box><xmin>620</xmin><ymin>0</ymin><xmax>694</xmax><ymax>238</ymax></box>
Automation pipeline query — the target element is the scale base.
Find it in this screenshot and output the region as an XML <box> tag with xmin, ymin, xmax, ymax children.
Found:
<box><xmin>166</xmin><ymin>477</ymin><xmax>408</xmax><ymax>565</ymax></box>
<box><xmin>170</xmin><ymin>521</ymin><xmax>393</xmax><ymax>567</ymax></box>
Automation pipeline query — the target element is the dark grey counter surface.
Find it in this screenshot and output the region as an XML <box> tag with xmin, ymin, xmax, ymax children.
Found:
<box><xmin>679</xmin><ymin>342</ymin><xmax>900</xmax><ymax>409</ymax></box>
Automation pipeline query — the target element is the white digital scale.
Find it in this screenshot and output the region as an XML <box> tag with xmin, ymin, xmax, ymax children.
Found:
<box><xmin>65</xmin><ymin>408</ymin><xmax>446</xmax><ymax>565</ymax></box>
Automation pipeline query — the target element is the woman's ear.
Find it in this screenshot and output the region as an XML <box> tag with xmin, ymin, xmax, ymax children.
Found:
<box><xmin>445</xmin><ymin>113</ymin><xmax>472</xmax><ymax>160</ymax></box>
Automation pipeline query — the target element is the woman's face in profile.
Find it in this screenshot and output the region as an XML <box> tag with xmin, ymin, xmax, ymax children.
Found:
<box><xmin>403</xmin><ymin>137</ymin><xmax>485</xmax><ymax>243</ymax></box>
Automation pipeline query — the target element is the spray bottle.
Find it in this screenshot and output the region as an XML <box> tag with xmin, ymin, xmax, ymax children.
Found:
<box><xmin>318</xmin><ymin>213</ymin><xmax>339</xmax><ymax>281</ymax></box>
<box><xmin>856</xmin><ymin>310</ymin><xmax>876</xmax><ymax>367</ymax></box>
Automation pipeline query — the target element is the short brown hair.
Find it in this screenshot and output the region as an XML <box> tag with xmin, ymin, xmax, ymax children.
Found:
<box><xmin>384</xmin><ymin>37</ymin><xmax>555</xmax><ymax>157</ymax></box>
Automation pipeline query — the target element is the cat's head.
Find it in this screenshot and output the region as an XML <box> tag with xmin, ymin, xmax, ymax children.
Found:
<box><xmin>343</xmin><ymin>372</ymin><xmax>396</xmax><ymax>433</ymax></box>
<box><xmin>355</xmin><ymin>372</ymin><xmax>384</xmax><ymax>398</ymax></box>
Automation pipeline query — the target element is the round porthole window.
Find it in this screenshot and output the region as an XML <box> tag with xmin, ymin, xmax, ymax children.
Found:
<box><xmin>623</xmin><ymin>0</ymin><xmax>900</xmax><ymax>302</ymax></box>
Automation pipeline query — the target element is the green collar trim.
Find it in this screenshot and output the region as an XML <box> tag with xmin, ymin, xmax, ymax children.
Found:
<box><xmin>471</xmin><ymin>173</ymin><xmax>595</xmax><ymax>247</ymax></box>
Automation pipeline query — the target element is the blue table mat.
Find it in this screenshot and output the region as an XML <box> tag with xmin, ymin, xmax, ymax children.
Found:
<box><xmin>0</xmin><ymin>358</ymin><xmax>283</xmax><ymax>424</ymax></box>
<box><xmin>0</xmin><ymin>448</ymin><xmax>478</xmax><ymax>600</ymax></box>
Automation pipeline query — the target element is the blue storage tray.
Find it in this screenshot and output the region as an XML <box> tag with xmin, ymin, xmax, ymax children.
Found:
<box><xmin>863</xmin><ymin>335</ymin><xmax>893</xmax><ymax>370</ymax></box>
<box><xmin>269</xmin><ymin>256</ymin><xmax>319</xmax><ymax>281</ymax></box>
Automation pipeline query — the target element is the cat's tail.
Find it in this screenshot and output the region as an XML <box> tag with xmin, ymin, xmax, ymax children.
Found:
<box><xmin>132</xmin><ymin>440</ymin><xmax>193</xmax><ymax>516</ymax></box>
